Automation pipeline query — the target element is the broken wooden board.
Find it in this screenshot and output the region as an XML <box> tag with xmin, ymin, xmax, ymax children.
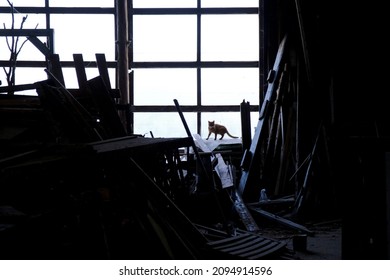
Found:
<box><xmin>232</xmin><ymin>190</ymin><xmax>260</xmax><ymax>232</ymax></box>
<box><xmin>194</xmin><ymin>134</ymin><xmax>232</xmax><ymax>188</ymax></box>
<box><xmin>247</xmin><ymin>205</ymin><xmax>313</xmax><ymax>235</ymax></box>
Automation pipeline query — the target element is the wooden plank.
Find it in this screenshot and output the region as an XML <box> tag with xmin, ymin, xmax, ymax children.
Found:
<box><xmin>246</xmin><ymin>195</ymin><xmax>295</xmax><ymax>207</ymax></box>
<box><xmin>27</xmin><ymin>36</ymin><xmax>52</xmax><ymax>57</ymax></box>
<box><xmin>263</xmin><ymin>64</ymin><xmax>288</xmax><ymax>195</ymax></box>
<box><xmin>47</xmin><ymin>54</ymin><xmax>65</xmax><ymax>86</ymax></box>
<box><xmin>192</xmin><ymin>135</ymin><xmax>258</xmax><ymax>231</ymax></box>
<box><xmin>128</xmin><ymin>157</ymin><xmax>209</xmax><ymax>257</ymax></box>
<box><xmin>232</xmin><ymin>189</ymin><xmax>260</xmax><ymax>232</ymax></box>
<box><xmin>292</xmin><ymin>123</ymin><xmax>321</xmax><ymax>215</ymax></box>
<box><xmin>174</xmin><ymin>99</ymin><xmax>228</xmax><ymax>225</ymax></box>
<box><xmin>89</xmin><ymin>136</ymin><xmax>193</xmax><ymax>154</ymax></box>
<box><xmin>248</xmin><ymin>205</ymin><xmax>313</xmax><ymax>235</ymax></box>
<box><xmin>37</xmin><ymin>74</ymin><xmax>102</xmax><ymax>142</ymax></box>
<box><xmin>238</xmin><ymin>35</ymin><xmax>288</xmax><ymax>202</ymax></box>
<box><xmin>73</xmin><ymin>54</ymin><xmax>88</xmax><ymax>90</ymax></box>
<box><xmin>95</xmin><ymin>53</ymin><xmax>112</xmax><ymax>90</ymax></box>
<box><xmin>95</xmin><ymin>53</ymin><xmax>120</xmax><ymax>98</ymax></box>
<box><xmin>86</xmin><ymin>76</ymin><xmax>127</xmax><ymax>138</ymax></box>
<box><xmin>240</xmin><ymin>99</ymin><xmax>252</xmax><ymax>152</ymax></box>
<box><xmin>0</xmin><ymin>28</ymin><xmax>52</xmax><ymax>37</ymax></box>
<box><xmin>0</xmin><ymin>83</ymin><xmax>37</xmax><ymax>93</ymax></box>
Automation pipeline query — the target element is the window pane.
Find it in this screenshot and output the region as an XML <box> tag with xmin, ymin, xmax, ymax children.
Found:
<box><xmin>49</xmin><ymin>0</ymin><xmax>114</xmax><ymax>7</ymax></box>
<box><xmin>14</xmin><ymin>67</ymin><xmax>47</xmax><ymax>84</ymax></box>
<box><xmin>133</xmin><ymin>0</ymin><xmax>196</xmax><ymax>8</ymax></box>
<box><xmin>201</xmin><ymin>112</ymin><xmax>242</xmax><ymax>140</ymax></box>
<box><xmin>50</xmin><ymin>14</ymin><xmax>115</xmax><ymax>61</ymax></box>
<box><xmin>0</xmin><ymin>67</ymin><xmax>46</xmax><ymax>95</ymax></box>
<box><xmin>134</xmin><ymin>112</ymin><xmax>196</xmax><ymax>138</ymax></box>
<box><xmin>0</xmin><ymin>13</ymin><xmax>47</xmax><ymax>61</ymax></box>
<box><xmin>202</xmin><ymin>68</ymin><xmax>259</xmax><ymax>105</ymax></box>
<box><xmin>134</xmin><ymin>68</ymin><xmax>196</xmax><ymax>105</ymax></box>
<box><xmin>201</xmin><ymin>14</ymin><xmax>259</xmax><ymax>61</ymax></box>
<box><xmin>0</xmin><ymin>67</ymin><xmax>47</xmax><ymax>95</ymax></box>
<box><xmin>133</xmin><ymin>15</ymin><xmax>197</xmax><ymax>62</ymax></box>
<box><xmin>201</xmin><ymin>111</ymin><xmax>260</xmax><ymax>140</ymax></box>
<box><xmin>201</xmin><ymin>0</ymin><xmax>258</xmax><ymax>7</ymax></box>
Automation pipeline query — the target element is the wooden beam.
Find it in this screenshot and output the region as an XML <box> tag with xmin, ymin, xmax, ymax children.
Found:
<box><xmin>95</xmin><ymin>53</ymin><xmax>112</xmax><ymax>90</ymax></box>
<box><xmin>27</xmin><ymin>36</ymin><xmax>52</xmax><ymax>57</ymax></box>
<box><xmin>47</xmin><ymin>54</ymin><xmax>65</xmax><ymax>86</ymax></box>
<box><xmin>248</xmin><ymin>206</ymin><xmax>313</xmax><ymax>235</ymax></box>
<box><xmin>0</xmin><ymin>83</ymin><xmax>37</xmax><ymax>93</ymax></box>
<box><xmin>238</xmin><ymin>35</ymin><xmax>288</xmax><ymax>202</ymax></box>
<box><xmin>240</xmin><ymin>99</ymin><xmax>252</xmax><ymax>152</ymax></box>
<box><xmin>73</xmin><ymin>54</ymin><xmax>88</xmax><ymax>90</ymax></box>
<box><xmin>0</xmin><ymin>29</ymin><xmax>53</xmax><ymax>37</ymax></box>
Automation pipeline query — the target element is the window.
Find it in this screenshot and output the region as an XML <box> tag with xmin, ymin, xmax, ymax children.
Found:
<box><xmin>1</xmin><ymin>1</ymin><xmax>262</xmax><ymax>139</ymax></box>
<box><xmin>130</xmin><ymin>1</ymin><xmax>261</xmax><ymax>138</ymax></box>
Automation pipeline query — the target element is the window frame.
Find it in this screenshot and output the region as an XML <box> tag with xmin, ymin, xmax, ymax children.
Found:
<box><xmin>128</xmin><ymin>2</ymin><xmax>264</xmax><ymax>135</ymax></box>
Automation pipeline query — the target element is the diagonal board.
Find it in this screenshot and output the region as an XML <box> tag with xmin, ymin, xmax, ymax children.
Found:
<box><xmin>248</xmin><ymin>205</ymin><xmax>313</xmax><ymax>235</ymax></box>
<box><xmin>238</xmin><ymin>34</ymin><xmax>288</xmax><ymax>202</ymax></box>
<box><xmin>193</xmin><ymin>134</ymin><xmax>259</xmax><ymax>232</ymax></box>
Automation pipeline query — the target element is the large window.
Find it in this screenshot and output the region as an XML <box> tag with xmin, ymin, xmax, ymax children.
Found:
<box><xmin>1</xmin><ymin>0</ymin><xmax>262</xmax><ymax>139</ymax></box>
<box><xmin>130</xmin><ymin>0</ymin><xmax>261</xmax><ymax>138</ymax></box>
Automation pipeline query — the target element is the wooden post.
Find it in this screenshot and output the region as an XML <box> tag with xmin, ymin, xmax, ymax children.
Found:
<box><xmin>116</xmin><ymin>0</ymin><xmax>130</xmax><ymax>131</ymax></box>
<box><xmin>240</xmin><ymin>99</ymin><xmax>252</xmax><ymax>152</ymax></box>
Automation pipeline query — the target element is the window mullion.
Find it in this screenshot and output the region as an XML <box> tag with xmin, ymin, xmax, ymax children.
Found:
<box><xmin>197</xmin><ymin>0</ymin><xmax>201</xmax><ymax>134</ymax></box>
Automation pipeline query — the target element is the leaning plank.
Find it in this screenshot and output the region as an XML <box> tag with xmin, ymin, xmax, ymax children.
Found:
<box><xmin>95</xmin><ymin>53</ymin><xmax>120</xmax><ymax>98</ymax></box>
<box><xmin>86</xmin><ymin>76</ymin><xmax>127</xmax><ymax>138</ymax></box>
<box><xmin>27</xmin><ymin>36</ymin><xmax>51</xmax><ymax>57</ymax></box>
<box><xmin>73</xmin><ymin>54</ymin><xmax>88</xmax><ymax>90</ymax></box>
<box><xmin>192</xmin><ymin>134</ymin><xmax>259</xmax><ymax>231</ymax></box>
<box><xmin>248</xmin><ymin>205</ymin><xmax>313</xmax><ymax>235</ymax></box>
<box><xmin>174</xmin><ymin>99</ymin><xmax>228</xmax><ymax>226</ymax></box>
<box><xmin>95</xmin><ymin>53</ymin><xmax>112</xmax><ymax>90</ymax></box>
<box><xmin>128</xmin><ymin>157</ymin><xmax>208</xmax><ymax>259</ymax></box>
<box><xmin>47</xmin><ymin>54</ymin><xmax>65</xmax><ymax>86</ymax></box>
<box><xmin>238</xmin><ymin>35</ymin><xmax>288</xmax><ymax>202</ymax></box>
<box><xmin>36</xmin><ymin>76</ymin><xmax>102</xmax><ymax>142</ymax></box>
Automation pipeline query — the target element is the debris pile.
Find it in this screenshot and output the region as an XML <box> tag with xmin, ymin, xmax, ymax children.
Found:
<box><xmin>0</xmin><ymin>40</ymin><xmax>338</xmax><ymax>259</ymax></box>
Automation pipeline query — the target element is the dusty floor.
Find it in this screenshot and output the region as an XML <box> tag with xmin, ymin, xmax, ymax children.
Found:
<box><xmin>259</xmin><ymin>219</ymin><xmax>342</xmax><ymax>260</ymax></box>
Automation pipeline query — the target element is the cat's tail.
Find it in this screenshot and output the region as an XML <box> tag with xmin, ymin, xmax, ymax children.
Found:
<box><xmin>227</xmin><ymin>131</ymin><xmax>239</xmax><ymax>138</ymax></box>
